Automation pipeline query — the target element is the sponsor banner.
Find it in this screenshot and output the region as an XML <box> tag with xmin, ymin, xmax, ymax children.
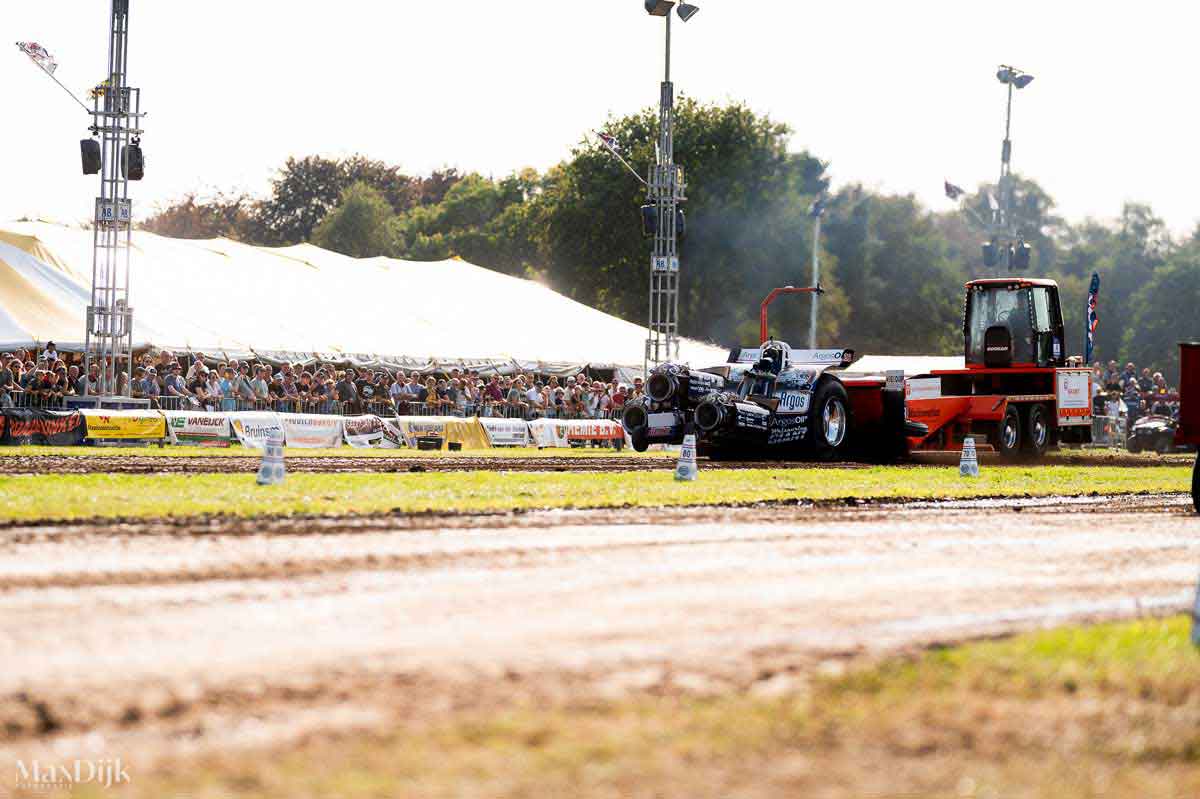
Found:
<box><xmin>479</xmin><ymin>417</ymin><xmax>531</xmax><ymax>447</ymax></box>
<box><xmin>164</xmin><ymin>410</ymin><xmax>232</xmax><ymax>447</ymax></box>
<box><xmin>281</xmin><ymin>414</ymin><xmax>344</xmax><ymax>449</ymax></box>
<box><xmin>228</xmin><ymin>411</ymin><xmax>284</xmax><ymax>450</ymax></box>
<box><xmin>1055</xmin><ymin>369</ymin><xmax>1092</xmax><ymax>427</ymax></box>
<box><xmin>79</xmin><ymin>409</ymin><xmax>166</xmax><ymax>440</ymax></box>
<box><xmin>905</xmin><ymin>377</ymin><xmax>942</xmax><ymax>401</ymax></box>
<box><xmin>529</xmin><ymin>418</ymin><xmax>627</xmax><ymax>448</ymax></box>
<box><xmin>0</xmin><ymin>409</ymin><xmax>86</xmax><ymax>446</ymax></box>
<box><xmin>392</xmin><ymin>416</ymin><xmax>491</xmax><ymax>450</ymax></box>
<box><xmin>343</xmin><ymin>415</ymin><xmax>405</xmax><ymax>449</ymax></box>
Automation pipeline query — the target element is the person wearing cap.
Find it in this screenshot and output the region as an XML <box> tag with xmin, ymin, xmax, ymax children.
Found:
<box><xmin>164</xmin><ymin>364</ymin><xmax>189</xmax><ymax>399</ymax></box>
<box><xmin>40</xmin><ymin>342</ymin><xmax>59</xmax><ymax>364</ymax></box>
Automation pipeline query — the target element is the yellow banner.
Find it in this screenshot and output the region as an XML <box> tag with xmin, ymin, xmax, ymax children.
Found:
<box><xmin>83</xmin><ymin>412</ymin><xmax>166</xmax><ymax>440</ymax></box>
<box><xmin>394</xmin><ymin>417</ymin><xmax>492</xmax><ymax>450</ymax></box>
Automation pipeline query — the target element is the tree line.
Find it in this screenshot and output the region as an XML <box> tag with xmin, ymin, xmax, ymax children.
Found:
<box><xmin>142</xmin><ymin>100</ymin><xmax>1200</xmax><ymax>380</ymax></box>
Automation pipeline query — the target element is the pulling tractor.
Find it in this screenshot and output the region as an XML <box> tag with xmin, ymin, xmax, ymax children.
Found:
<box><xmin>904</xmin><ymin>278</ymin><xmax>1094</xmax><ymax>460</ymax></box>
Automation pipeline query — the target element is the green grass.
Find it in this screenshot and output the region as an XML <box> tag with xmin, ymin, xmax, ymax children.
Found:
<box><xmin>75</xmin><ymin>617</ymin><xmax>1200</xmax><ymax>799</ymax></box>
<box><xmin>0</xmin><ymin>465</ymin><xmax>1189</xmax><ymax>522</ymax></box>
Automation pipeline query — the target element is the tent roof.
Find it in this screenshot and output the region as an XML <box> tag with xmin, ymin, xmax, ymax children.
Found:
<box><xmin>0</xmin><ymin>220</ymin><xmax>728</xmax><ymax>370</ymax></box>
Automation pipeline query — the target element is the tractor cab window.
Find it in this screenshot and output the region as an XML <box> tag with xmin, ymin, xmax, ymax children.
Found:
<box><xmin>966</xmin><ymin>286</ymin><xmax>1035</xmax><ymax>365</ymax></box>
<box><xmin>1031</xmin><ymin>287</ymin><xmax>1052</xmax><ymax>332</ymax></box>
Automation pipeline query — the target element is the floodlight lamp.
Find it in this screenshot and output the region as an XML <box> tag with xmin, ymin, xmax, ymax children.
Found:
<box><xmin>645</xmin><ymin>0</ymin><xmax>675</xmax><ymax>16</ymax></box>
<box><xmin>996</xmin><ymin>67</ymin><xmax>1013</xmax><ymax>84</ymax></box>
<box><xmin>1013</xmin><ymin>73</ymin><xmax>1034</xmax><ymax>89</ymax></box>
<box><xmin>677</xmin><ymin>3</ymin><xmax>700</xmax><ymax>21</ymax></box>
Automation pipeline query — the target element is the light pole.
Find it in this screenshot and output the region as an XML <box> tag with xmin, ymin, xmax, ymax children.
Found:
<box><xmin>807</xmin><ymin>197</ymin><xmax>826</xmax><ymax>349</ymax></box>
<box><xmin>986</xmin><ymin>64</ymin><xmax>1033</xmax><ymax>272</ymax></box>
<box><xmin>642</xmin><ymin>0</ymin><xmax>698</xmax><ymax>375</ymax></box>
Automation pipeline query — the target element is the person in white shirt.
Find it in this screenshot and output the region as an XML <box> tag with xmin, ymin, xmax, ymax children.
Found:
<box><xmin>40</xmin><ymin>342</ymin><xmax>59</xmax><ymax>363</ymax></box>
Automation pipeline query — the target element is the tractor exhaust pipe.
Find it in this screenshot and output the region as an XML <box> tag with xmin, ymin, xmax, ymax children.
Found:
<box><xmin>646</xmin><ymin>373</ymin><xmax>678</xmax><ymax>403</ymax></box>
<box><xmin>622</xmin><ymin>402</ymin><xmax>649</xmax><ymax>433</ymax></box>
<box><xmin>694</xmin><ymin>397</ymin><xmax>725</xmax><ymax>432</ymax></box>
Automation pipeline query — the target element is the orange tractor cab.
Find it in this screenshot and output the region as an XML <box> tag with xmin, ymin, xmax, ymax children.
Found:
<box><xmin>905</xmin><ymin>278</ymin><xmax>1093</xmax><ymax>459</ymax></box>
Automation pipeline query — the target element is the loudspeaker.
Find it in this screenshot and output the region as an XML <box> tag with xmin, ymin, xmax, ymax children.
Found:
<box><xmin>640</xmin><ymin>204</ymin><xmax>656</xmax><ymax>238</ymax></box>
<box><xmin>981</xmin><ymin>240</ymin><xmax>999</xmax><ymax>268</ymax></box>
<box><xmin>81</xmin><ymin>139</ymin><xmax>101</xmax><ymax>175</ymax></box>
<box><xmin>1012</xmin><ymin>241</ymin><xmax>1031</xmax><ymax>270</ymax></box>
<box><xmin>121</xmin><ymin>144</ymin><xmax>144</xmax><ymax>181</ymax></box>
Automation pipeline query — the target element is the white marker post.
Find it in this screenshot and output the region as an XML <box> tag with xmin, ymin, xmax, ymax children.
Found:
<box><xmin>959</xmin><ymin>436</ymin><xmax>980</xmax><ymax>478</ymax></box>
<box><xmin>675</xmin><ymin>433</ymin><xmax>698</xmax><ymax>482</ymax></box>
<box><xmin>256</xmin><ymin>431</ymin><xmax>286</xmax><ymax>486</ymax></box>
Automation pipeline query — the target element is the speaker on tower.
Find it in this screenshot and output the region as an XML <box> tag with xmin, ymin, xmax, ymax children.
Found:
<box><xmin>121</xmin><ymin>143</ymin><xmax>144</xmax><ymax>181</ymax></box>
<box><xmin>80</xmin><ymin>139</ymin><xmax>101</xmax><ymax>175</ymax></box>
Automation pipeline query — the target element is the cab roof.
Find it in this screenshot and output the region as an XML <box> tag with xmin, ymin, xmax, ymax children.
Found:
<box><xmin>966</xmin><ymin>277</ymin><xmax>1059</xmax><ymax>289</ymax></box>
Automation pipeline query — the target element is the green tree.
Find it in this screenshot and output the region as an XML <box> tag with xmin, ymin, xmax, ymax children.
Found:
<box><xmin>310</xmin><ymin>182</ymin><xmax>394</xmax><ymax>258</ymax></box>
<box><xmin>534</xmin><ymin>99</ymin><xmax>836</xmax><ymax>345</ymax></box>
<box><xmin>1124</xmin><ymin>240</ymin><xmax>1200</xmax><ymax>382</ymax></box>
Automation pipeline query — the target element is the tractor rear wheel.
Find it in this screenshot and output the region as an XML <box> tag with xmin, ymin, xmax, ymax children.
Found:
<box><xmin>808</xmin><ymin>380</ymin><xmax>852</xmax><ymax>461</ymax></box>
<box><xmin>1192</xmin><ymin>453</ymin><xmax>1198</xmax><ymax>514</ymax></box>
<box><xmin>995</xmin><ymin>405</ymin><xmax>1022</xmax><ymax>461</ymax></box>
<box><xmin>1021</xmin><ymin>403</ymin><xmax>1050</xmax><ymax>459</ymax></box>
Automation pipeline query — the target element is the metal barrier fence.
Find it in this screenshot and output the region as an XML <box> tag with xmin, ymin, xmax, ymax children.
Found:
<box><xmin>1091</xmin><ymin>414</ymin><xmax>1126</xmax><ymax>447</ymax></box>
<box><xmin>1</xmin><ymin>389</ymin><xmax>626</xmax><ymax>423</ymax></box>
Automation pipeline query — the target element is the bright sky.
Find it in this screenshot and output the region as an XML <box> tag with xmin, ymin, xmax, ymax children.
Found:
<box><xmin>7</xmin><ymin>1</ymin><xmax>1200</xmax><ymax>233</ymax></box>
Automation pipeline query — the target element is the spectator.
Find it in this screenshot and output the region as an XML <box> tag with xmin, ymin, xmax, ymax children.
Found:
<box><xmin>586</xmin><ymin>381</ymin><xmax>611</xmax><ymax>418</ymax></box>
<box><xmin>162</xmin><ymin>364</ymin><xmax>187</xmax><ymax>399</ymax></box>
<box><xmin>334</xmin><ymin>370</ymin><xmax>357</xmax><ymax>410</ymax></box>
<box><xmin>0</xmin><ymin>358</ymin><xmax>14</xmax><ymax>408</ymax></box>
<box><xmin>205</xmin><ymin>370</ymin><xmax>224</xmax><ymax>411</ymax></box>
<box><xmin>40</xmin><ymin>341</ymin><xmax>59</xmax><ymax>364</ymax></box>
<box><xmin>251</xmin><ymin>366</ymin><xmax>271</xmax><ymax>402</ymax></box>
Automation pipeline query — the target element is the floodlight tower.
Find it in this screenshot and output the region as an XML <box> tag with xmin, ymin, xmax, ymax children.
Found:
<box><xmin>985</xmin><ymin>64</ymin><xmax>1033</xmax><ymax>273</ymax></box>
<box><xmin>642</xmin><ymin>0</ymin><xmax>698</xmax><ymax>375</ymax></box>
<box><xmin>83</xmin><ymin>0</ymin><xmax>145</xmax><ymax>397</ymax></box>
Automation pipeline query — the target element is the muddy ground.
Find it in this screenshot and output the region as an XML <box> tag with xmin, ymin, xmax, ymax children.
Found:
<box><xmin>1</xmin><ymin>493</ymin><xmax>1196</xmax><ymax>764</ymax></box>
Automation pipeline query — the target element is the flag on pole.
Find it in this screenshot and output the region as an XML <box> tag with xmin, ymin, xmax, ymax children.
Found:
<box><xmin>943</xmin><ymin>180</ymin><xmax>965</xmax><ymax>200</ymax></box>
<box><xmin>16</xmin><ymin>41</ymin><xmax>58</xmax><ymax>75</ymax></box>
<box><xmin>1085</xmin><ymin>272</ymin><xmax>1100</xmax><ymax>364</ymax></box>
<box><xmin>597</xmin><ymin>131</ymin><xmax>621</xmax><ymax>153</ymax></box>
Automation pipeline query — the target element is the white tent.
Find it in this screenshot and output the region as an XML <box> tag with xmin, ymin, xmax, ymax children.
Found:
<box><xmin>0</xmin><ymin>220</ymin><xmax>728</xmax><ymax>372</ymax></box>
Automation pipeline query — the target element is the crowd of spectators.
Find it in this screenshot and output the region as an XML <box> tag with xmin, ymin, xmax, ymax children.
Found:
<box><xmin>0</xmin><ymin>344</ymin><xmax>646</xmax><ymax>421</ymax></box>
<box><xmin>1090</xmin><ymin>359</ymin><xmax>1181</xmax><ymax>443</ymax></box>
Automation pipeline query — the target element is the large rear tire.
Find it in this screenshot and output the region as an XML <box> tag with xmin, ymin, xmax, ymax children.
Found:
<box><xmin>808</xmin><ymin>380</ymin><xmax>852</xmax><ymax>461</ymax></box>
<box><xmin>995</xmin><ymin>405</ymin><xmax>1022</xmax><ymax>461</ymax></box>
<box><xmin>631</xmin><ymin>429</ymin><xmax>648</xmax><ymax>453</ymax></box>
<box><xmin>1185</xmin><ymin>451</ymin><xmax>1195</xmax><ymax>513</ymax></box>
<box><xmin>1021</xmin><ymin>403</ymin><xmax>1050</xmax><ymax>460</ymax></box>
<box><xmin>1193</xmin><ymin>453</ymin><xmax>1199</xmax><ymax>514</ymax></box>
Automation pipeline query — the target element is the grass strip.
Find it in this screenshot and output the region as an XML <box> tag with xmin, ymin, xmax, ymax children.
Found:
<box><xmin>0</xmin><ymin>465</ymin><xmax>1189</xmax><ymax>522</ymax></box>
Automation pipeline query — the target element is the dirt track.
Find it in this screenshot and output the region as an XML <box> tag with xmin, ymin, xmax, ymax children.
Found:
<box><xmin>0</xmin><ymin>450</ymin><xmax>1191</xmax><ymax>474</ymax></box>
<box><xmin>1</xmin><ymin>493</ymin><xmax>1197</xmax><ymax>759</ymax></box>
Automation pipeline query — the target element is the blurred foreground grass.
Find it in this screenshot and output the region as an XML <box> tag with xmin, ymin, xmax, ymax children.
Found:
<box><xmin>73</xmin><ymin>616</ymin><xmax>1200</xmax><ymax>799</ymax></box>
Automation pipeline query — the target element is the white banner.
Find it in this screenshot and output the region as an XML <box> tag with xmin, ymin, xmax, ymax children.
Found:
<box><xmin>343</xmin><ymin>415</ymin><xmax>405</xmax><ymax>449</ymax></box>
<box><xmin>281</xmin><ymin>413</ymin><xmax>344</xmax><ymax>449</ymax></box>
<box><xmin>228</xmin><ymin>411</ymin><xmax>284</xmax><ymax>450</ymax></box>
<box><xmin>528</xmin><ymin>418</ymin><xmax>627</xmax><ymax>448</ymax></box>
<box><xmin>479</xmin><ymin>417</ymin><xmax>531</xmax><ymax>447</ymax></box>
<box><xmin>163</xmin><ymin>410</ymin><xmax>232</xmax><ymax>447</ymax></box>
